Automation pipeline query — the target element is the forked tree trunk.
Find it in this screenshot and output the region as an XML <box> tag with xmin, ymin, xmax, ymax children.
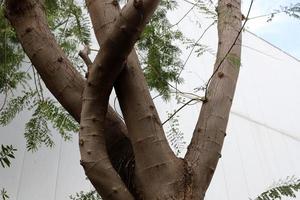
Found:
<box><xmin>4</xmin><ymin>0</ymin><xmax>134</xmax><ymax>188</ymax></box>
<box><xmin>4</xmin><ymin>0</ymin><xmax>242</xmax><ymax>199</ymax></box>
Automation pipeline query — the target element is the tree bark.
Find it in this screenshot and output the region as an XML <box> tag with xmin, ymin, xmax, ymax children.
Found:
<box><xmin>4</xmin><ymin>0</ymin><xmax>132</xmax><ymax>188</ymax></box>
<box><xmin>81</xmin><ymin>0</ymin><xmax>186</xmax><ymax>199</ymax></box>
<box><xmin>86</xmin><ymin>1</ymin><xmax>186</xmax><ymax>198</ymax></box>
<box><xmin>185</xmin><ymin>0</ymin><xmax>242</xmax><ymax>199</ymax></box>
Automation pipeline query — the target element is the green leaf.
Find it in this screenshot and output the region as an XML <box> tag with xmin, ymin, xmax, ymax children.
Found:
<box><xmin>36</xmin><ymin>99</ymin><xmax>79</xmax><ymax>139</ymax></box>
<box><xmin>23</xmin><ymin>98</ymin><xmax>78</xmax><ymax>151</ymax></box>
<box><xmin>24</xmin><ymin>114</ymin><xmax>53</xmax><ymax>152</ymax></box>
<box><xmin>137</xmin><ymin>0</ymin><xmax>185</xmax><ymax>100</ymax></box>
<box><xmin>2</xmin><ymin>157</ymin><xmax>10</xmax><ymax>167</ymax></box>
<box><xmin>70</xmin><ymin>190</ymin><xmax>102</xmax><ymax>200</ymax></box>
<box><xmin>0</xmin><ymin>91</ymin><xmax>36</xmax><ymax>126</ymax></box>
<box><xmin>1</xmin><ymin>188</ymin><xmax>10</xmax><ymax>200</ymax></box>
<box><xmin>255</xmin><ymin>176</ymin><xmax>300</xmax><ymax>200</ymax></box>
<box><xmin>7</xmin><ymin>154</ymin><xmax>15</xmax><ymax>159</ymax></box>
<box><xmin>0</xmin><ymin>144</ymin><xmax>17</xmax><ymax>168</ymax></box>
<box><xmin>0</xmin><ymin>160</ymin><xmax>5</xmax><ymax>168</ymax></box>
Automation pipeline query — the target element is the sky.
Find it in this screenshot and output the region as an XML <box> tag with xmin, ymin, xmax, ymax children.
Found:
<box><xmin>166</xmin><ymin>0</ymin><xmax>300</xmax><ymax>62</ymax></box>
<box><xmin>243</xmin><ymin>0</ymin><xmax>300</xmax><ymax>59</ymax></box>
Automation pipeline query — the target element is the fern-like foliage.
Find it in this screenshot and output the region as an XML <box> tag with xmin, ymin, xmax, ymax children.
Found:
<box><xmin>35</xmin><ymin>99</ymin><xmax>79</xmax><ymax>140</ymax></box>
<box><xmin>24</xmin><ymin>98</ymin><xmax>79</xmax><ymax>152</ymax></box>
<box><xmin>0</xmin><ymin>7</ymin><xmax>26</xmax><ymax>94</ymax></box>
<box><xmin>137</xmin><ymin>0</ymin><xmax>184</xmax><ymax>100</ymax></box>
<box><xmin>70</xmin><ymin>190</ymin><xmax>102</xmax><ymax>200</ymax></box>
<box><xmin>1</xmin><ymin>0</ymin><xmax>85</xmax><ymax>151</ymax></box>
<box><xmin>0</xmin><ymin>0</ymin><xmax>91</xmax><ymax>95</ymax></box>
<box><xmin>24</xmin><ymin>111</ymin><xmax>53</xmax><ymax>151</ymax></box>
<box><xmin>166</xmin><ymin>112</ymin><xmax>185</xmax><ymax>155</ymax></box>
<box><xmin>45</xmin><ymin>0</ymin><xmax>91</xmax><ymax>45</ymax></box>
<box><xmin>0</xmin><ymin>145</ymin><xmax>17</xmax><ymax>168</ymax></box>
<box><xmin>284</xmin><ymin>3</ymin><xmax>300</xmax><ymax>19</ymax></box>
<box><xmin>267</xmin><ymin>3</ymin><xmax>300</xmax><ymax>22</ymax></box>
<box><xmin>0</xmin><ymin>91</ymin><xmax>36</xmax><ymax>126</ymax></box>
<box><xmin>254</xmin><ymin>176</ymin><xmax>300</xmax><ymax>200</ymax></box>
<box><xmin>44</xmin><ymin>0</ymin><xmax>91</xmax><ymax>71</ymax></box>
<box><xmin>195</xmin><ymin>0</ymin><xmax>217</xmax><ymax>19</ymax></box>
<box><xmin>1</xmin><ymin>188</ymin><xmax>9</xmax><ymax>200</ymax></box>
<box><xmin>0</xmin><ymin>91</ymin><xmax>79</xmax><ymax>151</ymax></box>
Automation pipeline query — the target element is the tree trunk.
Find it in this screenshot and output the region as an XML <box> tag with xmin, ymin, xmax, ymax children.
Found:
<box><xmin>4</xmin><ymin>0</ymin><xmax>242</xmax><ymax>199</ymax></box>
<box><xmin>4</xmin><ymin>0</ymin><xmax>134</xmax><ymax>190</ymax></box>
<box><xmin>185</xmin><ymin>0</ymin><xmax>243</xmax><ymax>199</ymax></box>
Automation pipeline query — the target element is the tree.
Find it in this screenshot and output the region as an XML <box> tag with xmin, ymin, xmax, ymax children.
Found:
<box><xmin>0</xmin><ymin>145</ymin><xmax>16</xmax><ymax>200</ymax></box>
<box><xmin>254</xmin><ymin>177</ymin><xmax>300</xmax><ymax>200</ymax></box>
<box><xmin>2</xmin><ymin>0</ymin><xmax>243</xmax><ymax>199</ymax></box>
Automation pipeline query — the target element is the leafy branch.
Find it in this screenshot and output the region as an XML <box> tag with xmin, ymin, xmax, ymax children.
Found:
<box><xmin>0</xmin><ymin>91</ymin><xmax>36</xmax><ymax>126</ymax></box>
<box><xmin>0</xmin><ymin>145</ymin><xmax>17</xmax><ymax>168</ymax></box>
<box><xmin>165</xmin><ymin>112</ymin><xmax>186</xmax><ymax>155</ymax></box>
<box><xmin>248</xmin><ymin>3</ymin><xmax>300</xmax><ymax>22</ymax></box>
<box><xmin>1</xmin><ymin>188</ymin><xmax>9</xmax><ymax>200</ymax></box>
<box><xmin>25</xmin><ymin>98</ymin><xmax>79</xmax><ymax>152</ymax></box>
<box><xmin>254</xmin><ymin>176</ymin><xmax>300</xmax><ymax>200</ymax></box>
<box><xmin>70</xmin><ymin>190</ymin><xmax>102</xmax><ymax>200</ymax></box>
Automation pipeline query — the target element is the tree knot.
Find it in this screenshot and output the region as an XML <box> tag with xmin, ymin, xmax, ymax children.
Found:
<box><xmin>133</xmin><ymin>0</ymin><xmax>143</xmax><ymax>9</ymax></box>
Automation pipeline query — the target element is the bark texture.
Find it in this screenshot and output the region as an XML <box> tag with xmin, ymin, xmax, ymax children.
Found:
<box><xmin>4</xmin><ymin>0</ymin><xmax>133</xmax><ymax>190</ymax></box>
<box><xmin>185</xmin><ymin>0</ymin><xmax>243</xmax><ymax>199</ymax></box>
<box><xmin>81</xmin><ymin>1</ymin><xmax>185</xmax><ymax>199</ymax></box>
<box><xmin>5</xmin><ymin>0</ymin><xmax>242</xmax><ymax>199</ymax></box>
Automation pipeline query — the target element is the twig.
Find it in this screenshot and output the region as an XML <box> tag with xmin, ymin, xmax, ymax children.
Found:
<box><xmin>162</xmin><ymin>98</ymin><xmax>198</xmax><ymax>125</ymax></box>
<box><xmin>79</xmin><ymin>46</ymin><xmax>92</xmax><ymax>78</ymax></box>
<box><xmin>79</xmin><ymin>45</ymin><xmax>92</xmax><ymax>67</ymax></box>
<box><xmin>171</xmin><ymin>4</ymin><xmax>196</xmax><ymax>28</ymax></box>
<box><xmin>176</xmin><ymin>20</ymin><xmax>216</xmax><ymax>81</ymax></box>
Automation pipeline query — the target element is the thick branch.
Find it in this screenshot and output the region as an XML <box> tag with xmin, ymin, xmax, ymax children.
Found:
<box><xmin>79</xmin><ymin>46</ymin><xmax>92</xmax><ymax>67</ymax></box>
<box><xmin>4</xmin><ymin>0</ymin><xmax>131</xmax><ymax>184</ymax></box>
<box><xmin>5</xmin><ymin>0</ymin><xmax>84</xmax><ymax>120</ymax></box>
<box><xmin>185</xmin><ymin>0</ymin><xmax>242</xmax><ymax>199</ymax></box>
<box><xmin>86</xmin><ymin>0</ymin><xmax>184</xmax><ymax>198</ymax></box>
<box><xmin>80</xmin><ymin>0</ymin><xmax>163</xmax><ymax>198</ymax></box>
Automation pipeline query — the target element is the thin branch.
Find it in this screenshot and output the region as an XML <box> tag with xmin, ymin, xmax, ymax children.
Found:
<box><xmin>182</xmin><ymin>0</ymin><xmax>216</xmax><ymax>10</ymax></box>
<box><xmin>170</xmin><ymin>4</ymin><xmax>196</xmax><ymax>28</ymax></box>
<box><xmin>52</xmin><ymin>18</ymin><xmax>69</xmax><ymax>30</ymax></box>
<box><xmin>247</xmin><ymin>3</ymin><xmax>299</xmax><ymax>21</ymax></box>
<box><xmin>32</xmin><ymin>66</ymin><xmax>42</xmax><ymax>101</ymax></box>
<box><xmin>79</xmin><ymin>45</ymin><xmax>92</xmax><ymax>68</ymax></box>
<box><xmin>36</xmin><ymin>72</ymin><xmax>44</xmax><ymax>101</ymax></box>
<box><xmin>248</xmin><ymin>11</ymin><xmax>282</xmax><ymax>20</ymax></box>
<box><xmin>162</xmin><ymin>98</ymin><xmax>199</xmax><ymax>125</ymax></box>
<box><xmin>176</xmin><ymin>20</ymin><xmax>216</xmax><ymax>81</ymax></box>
